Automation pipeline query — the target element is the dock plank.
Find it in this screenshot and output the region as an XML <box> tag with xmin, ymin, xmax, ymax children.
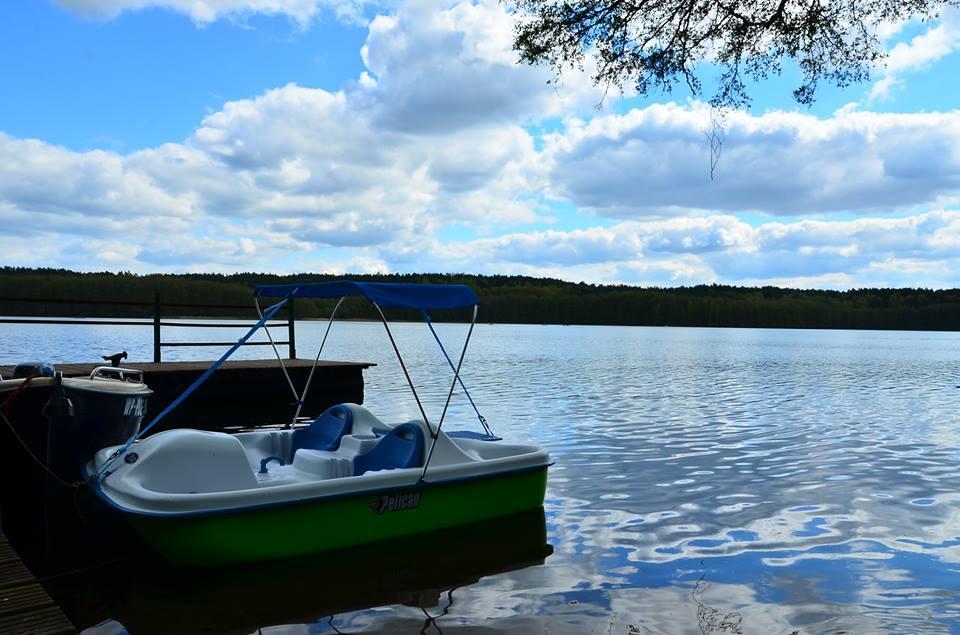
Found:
<box><xmin>0</xmin><ymin>358</ymin><xmax>371</xmax><ymax>378</ymax></box>
<box><xmin>0</xmin><ymin>358</ymin><xmax>373</xmax><ymax>430</ymax></box>
<box><xmin>0</xmin><ymin>537</ymin><xmax>18</xmax><ymax>564</ymax></box>
<box><xmin>0</xmin><ymin>535</ymin><xmax>74</xmax><ymax>634</ymax></box>
<box><xmin>0</xmin><ymin>557</ymin><xmax>34</xmax><ymax>590</ymax></box>
<box><xmin>0</xmin><ymin>583</ymin><xmax>55</xmax><ymax>618</ymax></box>
<box><xmin>0</xmin><ymin>605</ymin><xmax>75</xmax><ymax>635</ymax></box>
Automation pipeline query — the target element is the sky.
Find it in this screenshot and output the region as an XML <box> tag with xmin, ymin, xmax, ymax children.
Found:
<box><xmin>3</xmin><ymin>1</ymin><xmax>960</xmax><ymax>288</ymax></box>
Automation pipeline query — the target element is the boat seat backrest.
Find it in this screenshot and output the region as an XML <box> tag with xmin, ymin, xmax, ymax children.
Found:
<box><xmin>134</xmin><ymin>429</ymin><xmax>258</xmax><ymax>494</ymax></box>
<box><xmin>291</xmin><ymin>405</ymin><xmax>353</xmax><ymax>457</ymax></box>
<box><xmin>354</xmin><ymin>423</ymin><xmax>425</xmax><ymax>476</ymax></box>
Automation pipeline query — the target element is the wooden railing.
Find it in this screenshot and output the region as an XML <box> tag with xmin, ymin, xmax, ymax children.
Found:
<box><xmin>0</xmin><ymin>293</ymin><xmax>296</xmax><ymax>362</ymax></box>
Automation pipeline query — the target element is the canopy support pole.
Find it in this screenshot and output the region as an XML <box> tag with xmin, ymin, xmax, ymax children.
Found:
<box><xmin>370</xmin><ymin>300</ymin><xmax>433</xmax><ymax>435</ymax></box>
<box><xmin>256</xmin><ymin>296</ymin><xmax>299</xmax><ymax>405</ymax></box>
<box><xmin>421</xmin><ymin>309</ymin><xmax>494</xmax><ymax>438</ymax></box>
<box><xmin>96</xmin><ymin>296</ymin><xmax>291</xmax><ymax>481</ymax></box>
<box><xmin>419</xmin><ymin>304</ymin><xmax>478</xmax><ymax>482</ymax></box>
<box><xmin>290</xmin><ymin>297</ymin><xmax>345</xmax><ymax>425</ymax></box>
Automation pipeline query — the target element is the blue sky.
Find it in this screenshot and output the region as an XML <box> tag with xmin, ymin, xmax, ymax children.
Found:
<box><xmin>3</xmin><ymin>0</ymin><xmax>960</xmax><ymax>288</ymax></box>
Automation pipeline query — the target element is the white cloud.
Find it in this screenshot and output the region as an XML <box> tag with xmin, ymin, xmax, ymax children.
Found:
<box><xmin>0</xmin><ymin>134</ymin><xmax>193</xmax><ymax>219</ymax></box>
<box><xmin>2</xmin><ymin>1</ymin><xmax>560</xmax><ymax>270</ymax></box>
<box><xmin>179</xmin><ymin>83</ymin><xmax>545</xmax><ymax>225</ymax></box>
<box><xmin>8</xmin><ymin>1</ymin><xmax>960</xmax><ymax>289</ymax></box>
<box><xmin>414</xmin><ymin>211</ymin><xmax>960</xmax><ymax>288</ymax></box>
<box><xmin>450</xmin><ymin>216</ymin><xmax>755</xmax><ymax>269</ymax></box>
<box><xmin>869</xmin><ymin>8</ymin><xmax>960</xmax><ymax>101</ymax></box>
<box><xmin>359</xmin><ymin>0</ymin><xmax>603</xmax><ymax>133</ymax></box>
<box><xmin>545</xmin><ymin>103</ymin><xmax>960</xmax><ymax>217</ymax></box>
<box><xmin>53</xmin><ymin>0</ymin><xmax>341</xmax><ymax>24</ymax></box>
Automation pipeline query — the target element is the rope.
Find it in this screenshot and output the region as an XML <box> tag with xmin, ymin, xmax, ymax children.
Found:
<box><xmin>0</xmin><ymin>406</ymin><xmax>85</xmax><ymax>490</ymax></box>
<box><xmin>1</xmin><ymin>374</ymin><xmax>35</xmax><ymax>416</ymax></box>
<box><xmin>30</xmin><ymin>556</ymin><xmax>125</xmax><ymax>584</ymax></box>
<box><xmin>419</xmin><ymin>305</ymin><xmax>477</xmax><ymax>482</ymax></box>
<box><xmin>421</xmin><ymin>310</ymin><xmax>493</xmax><ymax>437</ymax></box>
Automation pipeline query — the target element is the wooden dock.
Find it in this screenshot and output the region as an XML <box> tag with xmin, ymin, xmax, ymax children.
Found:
<box><xmin>0</xmin><ymin>358</ymin><xmax>374</xmax><ymax>431</ymax></box>
<box><xmin>0</xmin><ymin>358</ymin><xmax>371</xmax><ymax>379</ymax></box>
<box><xmin>0</xmin><ymin>358</ymin><xmax>369</xmax><ymax>378</ymax></box>
<box><xmin>0</xmin><ymin>533</ymin><xmax>74</xmax><ymax>635</ymax></box>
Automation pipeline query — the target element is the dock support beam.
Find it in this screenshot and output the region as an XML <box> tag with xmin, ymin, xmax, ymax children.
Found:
<box><xmin>287</xmin><ymin>297</ymin><xmax>296</xmax><ymax>359</ymax></box>
<box><xmin>153</xmin><ymin>292</ymin><xmax>161</xmax><ymax>363</ymax></box>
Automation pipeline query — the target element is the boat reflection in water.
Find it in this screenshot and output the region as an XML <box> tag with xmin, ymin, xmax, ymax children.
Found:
<box><xmin>47</xmin><ymin>507</ymin><xmax>552</xmax><ymax>634</ymax></box>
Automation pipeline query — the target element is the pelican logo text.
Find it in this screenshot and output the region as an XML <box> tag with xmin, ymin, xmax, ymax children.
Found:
<box><xmin>369</xmin><ymin>492</ymin><xmax>421</xmax><ymax>514</ymax></box>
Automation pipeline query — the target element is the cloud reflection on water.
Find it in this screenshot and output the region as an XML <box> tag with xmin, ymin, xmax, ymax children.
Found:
<box><xmin>9</xmin><ymin>321</ymin><xmax>960</xmax><ymax>632</ymax></box>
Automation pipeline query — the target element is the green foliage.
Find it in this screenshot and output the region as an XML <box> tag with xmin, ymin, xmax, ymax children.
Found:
<box><xmin>512</xmin><ymin>0</ymin><xmax>957</xmax><ymax>108</ymax></box>
<box><xmin>1</xmin><ymin>267</ymin><xmax>960</xmax><ymax>330</ymax></box>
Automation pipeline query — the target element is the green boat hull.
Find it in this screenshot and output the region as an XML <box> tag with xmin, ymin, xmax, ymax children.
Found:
<box><xmin>127</xmin><ymin>466</ymin><xmax>549</xmax><ymax>566</ymax></box>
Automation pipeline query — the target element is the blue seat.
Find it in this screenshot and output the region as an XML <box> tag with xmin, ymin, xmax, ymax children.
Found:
<box><xmin>291</xmin><ymin>405</ymin><xmax>353</xmax><ymax>456</ymax></box>
<box><xmin>354</xmin><ymin>423</ymin><xmax>424</xmax><ymax>476</ymax></box>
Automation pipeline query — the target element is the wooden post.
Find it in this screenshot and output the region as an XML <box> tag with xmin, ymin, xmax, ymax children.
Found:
<box><xmin>153</xmin><ymin>292</ymin><xmax>161</xmax><ymax>363</ymax></box>
<box><xmin>287</xmin><ymin>297</ymin><xmax>297</xmax><ymax>359</ymax></box>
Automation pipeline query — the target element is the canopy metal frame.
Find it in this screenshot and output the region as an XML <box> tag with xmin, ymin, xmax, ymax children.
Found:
<box><xmin>258</xmin><ymin>292</ymin><xmax>485</xmax><ymax>482</ymax></box>
<box><xmin>95</xmin><ymin>295</ymin><xmax>293</xmax><ymax>481</ymax></box>
<box><xmin>96</xmin><ymin>283</ymin><xmax>488</xmax><ymax>483</ymax></box>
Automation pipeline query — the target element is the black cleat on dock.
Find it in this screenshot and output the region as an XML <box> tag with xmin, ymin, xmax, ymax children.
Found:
<box><xmin>100</xmin><ymin>352</ymin><xmax>127</xmax><ymax>367</ymax></box>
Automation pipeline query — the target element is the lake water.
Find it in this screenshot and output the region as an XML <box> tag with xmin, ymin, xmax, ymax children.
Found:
<box><xmin>4</xmin><ymin>320</ymin><xmax>960</xmax><ymax>633</ymax></box>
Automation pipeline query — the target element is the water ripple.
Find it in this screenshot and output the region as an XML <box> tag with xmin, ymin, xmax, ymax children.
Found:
<box><xmin>9</xmin><ymin>321</ymin><xmax>960</xmax><ymax>632</ymax></box>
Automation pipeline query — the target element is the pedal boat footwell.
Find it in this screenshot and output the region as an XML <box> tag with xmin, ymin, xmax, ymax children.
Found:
<box><xmin>86</xmin><ymin>404</ymin><xmax>551</xmax><ymax>565</ymax></box>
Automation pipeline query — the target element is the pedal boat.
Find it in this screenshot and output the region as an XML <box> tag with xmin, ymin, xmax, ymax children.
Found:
<box><xmin>86</xmin><ymin>281</ymin><xmax>552</xmax><ymax>566</ymax></box>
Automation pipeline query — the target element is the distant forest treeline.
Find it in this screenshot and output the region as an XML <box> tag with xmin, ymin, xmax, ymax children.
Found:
<box><xmin>2</xmin><ymin>267</ymin><xmax>960</xmax><ymax>331</ymax></box>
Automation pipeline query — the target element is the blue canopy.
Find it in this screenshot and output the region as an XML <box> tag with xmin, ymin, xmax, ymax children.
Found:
<box><xmin>254</xmin><ymin>281</ymin><xmax>478</xmax><ymax>310</ymax></box>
